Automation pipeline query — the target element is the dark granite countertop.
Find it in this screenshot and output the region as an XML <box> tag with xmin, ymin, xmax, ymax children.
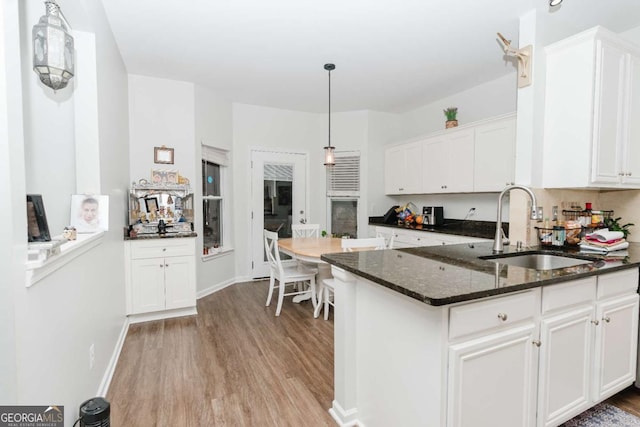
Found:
<box><xmin>321</xmin><ymin>242</ymin><xmax>640</xmax><ymax>306</ymax></box>
<box><xmin>124</xmin><ymin>232</ymin><xmax>198</xmax><ymax>240</ymax></box>
<box><xmin>369</xmin><ymin>218</ymin><xmax>505</xmax><ymax>240</ymax></box>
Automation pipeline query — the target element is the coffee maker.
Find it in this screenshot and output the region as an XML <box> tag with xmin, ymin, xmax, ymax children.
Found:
<box><xmin>423</xmin><ymin>206</ymin><xmax>444</xmax><ymax>226</ymax></box>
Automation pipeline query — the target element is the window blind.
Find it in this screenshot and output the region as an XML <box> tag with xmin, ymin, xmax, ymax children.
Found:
<box><xmin>327</xmin><ymin>152</ymin><xmax>360</xmax><ymax>197</ymax></box>
<box><xmin>264</xmin><ymin>164</ymin><xmax>293</xmax><ymax>182</ymax></box>
<box><xmin>202</xmin><ymin>143</ymin><xmax>230</xmax><ymax>166</ymax></box>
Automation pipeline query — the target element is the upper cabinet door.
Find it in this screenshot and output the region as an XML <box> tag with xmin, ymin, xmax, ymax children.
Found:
<box><xmin>384</xmin><ymin>141</ymin><xmax>423</xmax><ymax>195</ymax></box>
<box><xmin>591</xmin><ymin>40</ymin><xmax>627</xmax><ymax>185</ymax></box>
<box><xmin>474</xmin><ymin>116</ymin><xmax>516</xmax><ymax>192</ymax></box>
<box><xmin>621</xmin><ymin>53</ymin><xmax>640</xmax><ymax>186</ymax></box>
<box><xmin>422</xmin><ymin>135</ymin><xmax>448</xmax><ymax>193</ymax></box>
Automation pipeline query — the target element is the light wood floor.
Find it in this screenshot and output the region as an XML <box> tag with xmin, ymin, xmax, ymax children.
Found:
<box><xmin>108</xmin><ymin>280</ymin><xmax>640</xmax><ymax>426</ymax></box>
<box><xmin>107</xmin><ymin>280</ymin><xmax>335</xmax><ymax>426</ymax></box>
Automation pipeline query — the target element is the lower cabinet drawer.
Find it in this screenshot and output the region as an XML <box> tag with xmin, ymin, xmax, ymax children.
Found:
<box><xmin>130</xmin><ymin>238</ymin><xmax>195</xmax><ymax>259</ymax></box>
<box><xmin>449</xmin><ymin>290</ymin><xmax>539</xmax><ymax>341</ymax></box>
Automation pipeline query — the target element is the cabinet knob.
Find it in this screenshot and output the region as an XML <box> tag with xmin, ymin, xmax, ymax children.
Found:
<box><xmin>497</xmin><ymin>313</ymin><xmax>508</xmax><ymax>321</ymax></box>
<box><xmin>619</xmin><ymin>172</ymin><xmax>624</xmax><ymax>176</ymax></box>
<box><xmin>627</xmin><ymin>172</ymin><xmax>632</xmax><ymax>177</ymax></box>
<box><xmin>532</xmin><ymin>340</ymin><xmax>542</xmax><ymax>347</ymax></box>
<box><xmin>602</xmin><ymin>316</ymin><xmax>611</xmax><ymax>323</ymax></box>
<box><xmin>591</xmin><ymin>319</ymin><xmax>600</xmax><ymax>326</ymax></box>
<box><xmin>165</xmin><ymin>264</ymin><xmax>169</xmax><ymax>267</ymax></box>
<box><xmin>159</xmin><ymin>264</ymin><xmax>164</xmax><ymax>268</ymax></box>
<box><xmin>398</xmin><ymin>187</ymin><xmax>404</xmax><ymax>191</ymax></box>
<box><xmin>162</xmin><ymin>248</ymin><xmax>167</xmax><ymax>251</ymax></box>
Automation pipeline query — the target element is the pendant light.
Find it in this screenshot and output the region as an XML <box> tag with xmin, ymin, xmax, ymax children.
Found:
<box><xmin>32</xmin><ymin>1</ymin><xmax>75</xmax><ymax>91</ymax></box>
<box><xmin>324</xmin><ymin>63</ymin><xmax>336</xmax><ymax>167</ymax></box>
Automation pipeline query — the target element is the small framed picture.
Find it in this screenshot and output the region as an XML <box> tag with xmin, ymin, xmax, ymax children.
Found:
<box><xmin>151</xmin><ymin>169</ymin><xmax>179</xmax><ymax>185</ymax></box>
<box><xmin>70</xmin><ymin>195</ymin><xmax>109</xmax><ymax>233</ymax></box>
<box><xmin>144</xmin><ymin>197</ymin><xmax>159</xmax><ymax>213</ymax></box>
<box><xmin>27</xmin><ymin>194</ymin><xmax>51</xmax><ymax>242</ymax></box>
<box><xmin>154</xmin><ymin>146</ymin><xmax>174</xmax><ymax>164</ymax></box>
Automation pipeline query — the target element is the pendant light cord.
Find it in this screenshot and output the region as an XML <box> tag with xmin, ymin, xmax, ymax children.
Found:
<box><xmin>328</xmin><ymin>67</ymin><xmax>331</xmax><ymax>148</ymax></box>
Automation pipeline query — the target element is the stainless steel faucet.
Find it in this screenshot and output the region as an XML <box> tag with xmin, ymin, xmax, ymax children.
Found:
<box><xmin>493</xmin><ymin>185</ymin><xmax>538</xmax><ymax>253</ymax></box>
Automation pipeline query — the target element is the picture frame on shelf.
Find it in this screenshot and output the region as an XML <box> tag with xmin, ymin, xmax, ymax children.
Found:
<box><xmin>154</xmin><ymin>146</ymin><xmax>174</xmax><ymax>164</ymax></box>
<box><xmin>151</xmin><ymin>169</ymin><xmax>180</xmax><ymax>185</ymax></box>
<box><xmin>144</xmin><ymin>197</ymin><xmax>159</xmax><ymax>213</ymax></box>
<box><xmin>27</xmin><ymin>194</ymin><xmax>51</xmax><ymax>242</ymax></box>
<box><xmin>70</xmin><ymin>195</ymin><xmax>110</xmax><ymax>233</ymax></box>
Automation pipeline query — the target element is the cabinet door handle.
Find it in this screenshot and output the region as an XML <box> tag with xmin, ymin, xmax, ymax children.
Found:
<box><xmin>532</xmin><ymin>340</ymin><xmax>542</xmax><ymax>347</ymax></box>
<box><xmin>159</xmin><ymin>264</ymin><xmax>164</xmax><ymax>268</ymax></box>
<box><xmin>398</xmin><ymin>187</ymin><xmax>404</xmax><ymax>191</ymax></box>
<box><xmin>627</xmin><ymin>172</ymin><xmax>632</xmax><ymax>177</ymax></box>
<box><xmin>162</xmin><ymin>248</ymin><xmax>167</xmax><ymax>251</ymax></box>
<box><xmin>602</xmin><ymin>316</ymin><xmax>610</xmax><ymax>323</ymax></box>
<box><xmin>591</xmin><ymin>319</ymin><xmax>600</xmax><ymax>326</ymax></box>
<box><xmin>497</xmin><ymin>313</ymin><xmax>508</xmax><ymax>321</ymax></box>
<box><xmin>618</xmin><ymin>172</ymin><xmax>624</xmax><ymax>176</ymax></box>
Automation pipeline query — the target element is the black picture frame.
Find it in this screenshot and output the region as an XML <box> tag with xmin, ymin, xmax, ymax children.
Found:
<box><xmin>27</xmin><ymin>194</ymin><xmax>51</xmax><ymax>242</ymax></box>
<box><xmin>144</xmin><ymin>197</ymin><xmax>159</xmax><ymax>213</ymax></box>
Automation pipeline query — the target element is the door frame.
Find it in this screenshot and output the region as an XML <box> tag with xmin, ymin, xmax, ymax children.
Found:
<box><xmin>249</xmin><ymin>147</ymin><xmax>310</xmax><ymax>279</ymax></box>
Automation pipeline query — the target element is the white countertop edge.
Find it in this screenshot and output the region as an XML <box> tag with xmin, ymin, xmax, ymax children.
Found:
<box><xmin>25</xmin><ymin>231</ymin><xmax>105</xmax><ymax>288</ymax></box>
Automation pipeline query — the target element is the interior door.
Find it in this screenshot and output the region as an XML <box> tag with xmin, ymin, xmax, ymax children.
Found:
<box><xmin>251</xmin><ymin>150</ymin><xmax>307</xmax><ymax>278</ymax></box>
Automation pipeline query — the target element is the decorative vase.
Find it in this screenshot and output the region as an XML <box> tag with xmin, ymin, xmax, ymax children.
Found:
<box><xmin>445</xmin><ymin>120</ymin><xmax>458</xmax><ymax>129</ymax></box>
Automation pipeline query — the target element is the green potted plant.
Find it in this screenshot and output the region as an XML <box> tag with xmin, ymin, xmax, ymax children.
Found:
<box><xmin>603</xmin><ymin>216</ymin><xmax>634</xmax><ymax>239</ymax></box>
<box><xmin>443</xmin><ymin>107</ymin><xmax>458</xmax><ymax>129</ymax></box>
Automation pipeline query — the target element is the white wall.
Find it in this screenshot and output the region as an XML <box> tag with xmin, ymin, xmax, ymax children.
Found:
<box><xmin>0</xmin><ymin>0</ymin><xmax>23</xmax><ymax>403</ymax></box>
<box><xmin>232</xmin><ymin>103</ymin><xmax>323</xmax><ymax>279</ymax></box>
<box><xmin>194</xmin><ymin>84</ymin><xmax>236</xmax><ymax>294</ymax></box>
<box><xmin>128</xmin><ymin>75</ymin><xmax>196</xmax><ymax>184</ymax></box>
<box><xmin>400</xmin><ymin>74</ymin><xmax>517</xmax><ymax>140</ymax></box>
<box><xmin>4</xmin><ymin>2</ymin><xmax>130</xmax><ymax>425</ymax></box>
<box><xmin>378</xmin><ymin>73</ymin><xmax>518</xmax><ymax>222</ymax></box>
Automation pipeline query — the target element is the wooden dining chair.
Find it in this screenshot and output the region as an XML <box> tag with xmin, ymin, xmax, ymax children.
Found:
<box><xmin>314</xmin><ymin>237</ymin><xmax>386</xmax><ymax>320</ymax></box>
<box><xmin>291</xmin><ymin>224</ymin><xmax>320</xmax><ymax>238</ymax></box>
<box><xmin>264</xmin><ymin>230</ymin><xmax>318</xmax><ymax>316</ymax></box>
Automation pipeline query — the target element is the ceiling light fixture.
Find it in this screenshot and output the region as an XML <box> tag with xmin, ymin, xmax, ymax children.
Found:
<box><xmin>32</xmin><ymin>1</ymin><xmax>75</xmax><ymax>91</ymax></box>
<box><xmin>549</xmin><ymin>0</ymin><xmax>563</xmax><ymax>6</ymax></box>
<box><xmin>324</xmin><ymin>63</ymin><xmax>336</xmax><ymax>167</ymax></box>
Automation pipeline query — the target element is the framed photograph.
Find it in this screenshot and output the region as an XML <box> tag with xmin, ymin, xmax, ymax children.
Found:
<box><xmin>154</xmin><ymin>146</ymin><xmax>174</xmax><ymax>164</ymax></box>
<box><xmin>144</xmin><ymin>197</ymin><xmax>159</xmax><ymax>213</ymax></box>
<box><xmin>27</xmin><ymin>194</ymin><xmax>51</xmax><ymax>242</ymax></box>
<box><xmin>70</xmin><ymin>195</ymin><xmax>110</xmax><ymax>233</ymax></box>
<box><xmin>151</xmin><ymin>169</ymin><xmax>179</xmax><ymax>185</ymax></box>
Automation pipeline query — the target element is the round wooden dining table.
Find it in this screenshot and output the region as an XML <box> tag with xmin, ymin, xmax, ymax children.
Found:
<box><xmin>277</xmin><ymin>237</ymin><xmax>344</xmax><ymax>303</ymax></box>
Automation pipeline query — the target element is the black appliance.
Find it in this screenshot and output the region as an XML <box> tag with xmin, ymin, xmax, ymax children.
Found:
<box><xmin>423</xmin><ymin>206</ymin><xmax>444</xmax><ymax>226</ymax></box>
<box><xmin>382</xmin><ymin>206</ymin><xmax>400</xmax><ymax>224</ymax></box>
<box><xmin>78</xmin><ymin>397</ymin><xmax>110</xmax><ymax>427</ymax></box>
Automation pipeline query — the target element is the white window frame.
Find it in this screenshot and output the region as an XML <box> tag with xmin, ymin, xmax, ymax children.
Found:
<box><xmin>326</xmin><ymin>151</ymin><xmax>361</xmax><ymax>237</ymax></box>
<box><xmin>202</xmin><ymin>144</ymin><xmax>232</xmax><ymax>260</ymax></box>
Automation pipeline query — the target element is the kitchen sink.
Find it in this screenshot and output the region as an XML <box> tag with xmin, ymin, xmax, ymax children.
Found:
<box><xmin>482</xmin><ymin>253</ymin><xmax>595</xmax><ymax>270</ymax></box>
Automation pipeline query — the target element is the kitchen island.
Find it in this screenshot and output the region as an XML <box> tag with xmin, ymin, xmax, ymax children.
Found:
<box><xmin>321</xmin><ymin>242</ymin><xmax>640</xmax><ymax>427</ymax></box>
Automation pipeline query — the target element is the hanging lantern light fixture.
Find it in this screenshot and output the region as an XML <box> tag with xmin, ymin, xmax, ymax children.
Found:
<box><xmin>323</xmin><ymin>63</ymin><xmax>336</xmax><ymax>167</ymax></box>
<box><xmin>32</xmin><ymin>1</ymin><xmax>75</xmax><ymax>91</ymax></box>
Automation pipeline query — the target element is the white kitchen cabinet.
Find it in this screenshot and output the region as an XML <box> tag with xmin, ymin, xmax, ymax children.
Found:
<box><xmin>125</xmin><ymin>237</ymin><xmax>197</xmax><ymax>321</ymax></box>
<box><xmin>384</xmin><ymin>141</ymin><xmax>423</xmax><ymax>195</ymax></box>
<box><xmin>543</xmin><ymin>26</ymin><xmax>640</xmax><ymax>188</ymax></box>
<box><xmin>536</xmin><ymin>270</ymin><xmax>638</xmax><ymax>426</ymax></box>
<box><xmin>422</xmin><ymin>129</ymin><xmax>474</xmax><ymax>193</ymax></box>
<box><xmin>473</xmin><ymin>116</ymin><xmax>516</xmax><ymax>192</ymax></box>
<box><xmin>592</xmin><ymin>293</ymin><xmax>639</xmax><ymax>401</ymax></box>
<box><xmin>448</xmin><ymin>324</ymin><xmax>538</xmax><ymax>427</ymax></box>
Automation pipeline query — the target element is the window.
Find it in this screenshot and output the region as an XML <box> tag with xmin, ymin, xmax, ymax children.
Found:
<box><xmin>327</xmin><ymin>151</ymin><xmax>360</xmax><ymax>238</ymax></box>
<box><xmin>202</xmin><ymin>145</ymin><xmax>230</xmax><ymax>255</ymax></box>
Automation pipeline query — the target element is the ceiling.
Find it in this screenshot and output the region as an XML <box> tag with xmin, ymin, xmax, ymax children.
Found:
<box><xmin>99</xmin><ymin>0</ymin><xmax>640</xmax><ymax>113</ymax></box>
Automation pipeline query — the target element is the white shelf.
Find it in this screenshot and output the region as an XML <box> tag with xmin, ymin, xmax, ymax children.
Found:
<box><xmin>25</xmin><ymin>231</ymin><xmax>105</xmax><ymax>287</ymax></box>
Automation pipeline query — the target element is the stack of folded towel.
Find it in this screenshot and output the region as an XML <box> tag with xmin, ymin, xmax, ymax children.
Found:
<box><xmin>579</xmin><ymin>229</ymin><xmax>628</xmax><ymax>253</ymax></box>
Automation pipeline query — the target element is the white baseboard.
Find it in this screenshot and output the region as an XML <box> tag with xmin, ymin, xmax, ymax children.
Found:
<box><xmin>127</xmin><ymin>306</ymin><xmax>198</xmax><ymax>324</ymax></box>
<box><xmin>196</xmin><ymin>278</ymin><xmax>236</xmax><ymax>299</ymax></box>
<box><xmin>97</xmin><ymin>318</ymin><xmax>129</xmax><ymax>397</ymax></box>
<box><xmin>196</xmin><ymin>276</ymin><xmax>267</xmax><ymax>300</ymax></box>
<box><xmin>330</xmin><ymin>400</ymin><xmax>360</xmax><ymax>426</ymax></box>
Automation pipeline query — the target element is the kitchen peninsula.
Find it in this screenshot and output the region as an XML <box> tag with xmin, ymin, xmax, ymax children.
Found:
<box><xmin>322</xmin><ymin>242</ymin><xmax>640</xmax><ymax>427</ymax></box>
